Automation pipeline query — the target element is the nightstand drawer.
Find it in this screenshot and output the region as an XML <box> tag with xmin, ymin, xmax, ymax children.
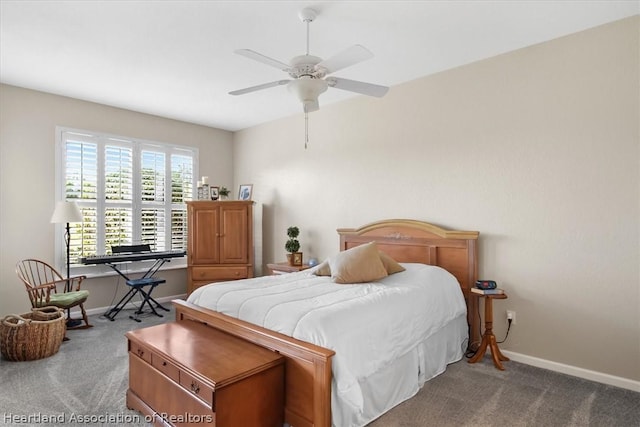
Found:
<box><xmin>192</xmin><ymin>266</ymin><xmax>249</xmax><ymax>281</ymax></box>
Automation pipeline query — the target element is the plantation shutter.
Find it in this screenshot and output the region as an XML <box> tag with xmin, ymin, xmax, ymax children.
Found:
<box><xmin>58</xmin><ymin>128</ymin><xmax>197</xmax><ymax>269</ymax></box>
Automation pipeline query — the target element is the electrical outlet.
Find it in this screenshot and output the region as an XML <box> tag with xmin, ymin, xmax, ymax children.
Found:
<box><xmin>506</xmin><ymin>310</ymin><xmax>516</xmax><ymax>324</ymax></box>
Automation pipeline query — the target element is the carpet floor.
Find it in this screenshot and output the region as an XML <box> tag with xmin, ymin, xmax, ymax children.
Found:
<box><xmin>1</xmin><ymin>305</ymin><xmax>638</xmax><ymax>426</ymax></box>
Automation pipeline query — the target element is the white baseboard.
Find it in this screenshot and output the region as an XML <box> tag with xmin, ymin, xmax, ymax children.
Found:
<box><xmin>501</xmin><ymin>350</ymin><xmax>640</xmax><ymax>393</ymax></box>
<box><xmin>70</xmin><ymin>294</ymin><xmax>187</xmax><ymax>319</ymax></box>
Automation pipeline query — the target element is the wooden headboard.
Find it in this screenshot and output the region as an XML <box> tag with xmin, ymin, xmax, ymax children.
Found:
<box><xmin>338</xmin><ymin>219</ymin><xmax>480</xmax><ymax>344</ymax></box>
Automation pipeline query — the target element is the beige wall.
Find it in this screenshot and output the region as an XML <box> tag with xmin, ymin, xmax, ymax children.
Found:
<box><xmin>0</xmin><ymin>85</ymin><xmax>234</xmax><ymax>315</ymax></box>
<box><xmin>0</xmin><ymin>16</ymin><xmax>637</xmax><ymax>386</ymax></box>
<box><xmin>233</xmin><ymin>17</ymin><xmax>639</xmax><ymax>382</ymax></box>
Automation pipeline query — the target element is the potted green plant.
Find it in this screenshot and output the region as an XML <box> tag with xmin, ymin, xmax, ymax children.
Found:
<box><xmin>219</xmin><ymin>186</ymin><xmax>230</xmax><ymax>200</ymax></box>
<box><xmin>285</xmin><ymin>226</ymin><xmax>302</xmax><ymax>266</ymax></box>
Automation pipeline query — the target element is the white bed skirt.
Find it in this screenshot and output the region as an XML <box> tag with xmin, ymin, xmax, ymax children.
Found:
<box><xmin>332</xmin><ymin>313</ymin><xmax>468</xmax><ymax>427</ymax></box>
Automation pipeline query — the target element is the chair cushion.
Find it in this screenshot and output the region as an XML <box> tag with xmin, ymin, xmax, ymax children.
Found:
<box><xmin>36</xmin><ymin>290</ymin><xmax>89</xmax><ymax>308</ymax></box>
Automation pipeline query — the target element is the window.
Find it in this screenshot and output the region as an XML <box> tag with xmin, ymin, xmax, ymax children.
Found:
<box><xmin>55</xmin><ymin>127</ymin><xmax>197</xmax><ymax>273</ymax></box>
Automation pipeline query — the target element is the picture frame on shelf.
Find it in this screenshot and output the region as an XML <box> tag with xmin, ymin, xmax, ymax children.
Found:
<box><xmin>238</xmin><ymin>184</ymin><xmax>253</xmax><ymax>201</ymax></box>
<box><xmin>210</xmin><ymin>186</ymin><xmax>219</xmax><ymax>200</ymax></box>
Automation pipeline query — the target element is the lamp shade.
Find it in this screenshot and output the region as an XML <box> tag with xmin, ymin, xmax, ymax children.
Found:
<box><xmin>50</xmin><ymin>201</ymin><xmax>83</xmax><ymax>224</ymax></box>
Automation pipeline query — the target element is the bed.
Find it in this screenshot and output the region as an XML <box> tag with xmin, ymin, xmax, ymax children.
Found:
<box><xmin>173</xmin><ymin>219</ymin><xmax>479</xmax><ymax>427</ymax></box>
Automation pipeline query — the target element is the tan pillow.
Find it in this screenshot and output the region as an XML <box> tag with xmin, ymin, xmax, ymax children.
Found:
<box><xmin>313</xmin><ymin>249</ymin><xmax>405</xmax><ymax>277</ymax></box>
<box><xmin>313</xmin><ymin>260</ymin><xmax>331</xmax><ymax>276</ymax></box>
<box><xmin>329</xmin><ymin>242</ymin><xmax>388</xmax><ymax>284</ymax></box>
<box><xmin>379</xmin><ymin>251</ymin><xmax>406</xmax><ymax>274</ymax></box>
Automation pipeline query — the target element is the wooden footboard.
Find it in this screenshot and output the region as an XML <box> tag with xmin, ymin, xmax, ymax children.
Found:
<box><xmin>173</xmin><ymin>299</ymin><xmax>335</xmax><ymax>427</ymax></box>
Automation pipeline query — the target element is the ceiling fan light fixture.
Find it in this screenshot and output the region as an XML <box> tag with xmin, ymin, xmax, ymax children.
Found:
<box><xmin>287</xmin><ymin>77</ymin><xmax>328</xmax><ymax>112</ymax></box>
<box><xmin>230</xmin><ymin>6</ymin><xmax>389</xmax><ymax>125</ymax></box>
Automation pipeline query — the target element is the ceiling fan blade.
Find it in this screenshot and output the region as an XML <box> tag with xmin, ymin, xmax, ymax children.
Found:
<box><xmin>326</xmin><ymin>77</ymin><xmax>389</xmax><ymax>97</ymax></box>
<box><xmin>316</xmin><ymin>45</ymin><xmax>374</xmax><ymax>74</ymax></box>
<box><xmin>234</xmin><ymin>49</ymin><xmax>290</xmax><ymax>71</ymax></box>
<box><xmin>229</xmin><ymin>80</ymin><xmax>291</xmax><ymax>96</ymax></box>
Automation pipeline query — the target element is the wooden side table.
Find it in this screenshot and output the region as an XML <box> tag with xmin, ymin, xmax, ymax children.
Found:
<box><xmin>267</xmin><ymin>262</ymin><xmax>311</xmax><ymax>275</ymax></box>
<box><xmin>468</xmin><ymin>292</ymin><xmax>510</xmax><ymax>370</ymax></box>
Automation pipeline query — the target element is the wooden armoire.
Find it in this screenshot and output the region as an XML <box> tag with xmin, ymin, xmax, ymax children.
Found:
<box><xmin>186</xmin><ymin>200</ymin><xmax>254</xmax><ymax>294</ymax></box>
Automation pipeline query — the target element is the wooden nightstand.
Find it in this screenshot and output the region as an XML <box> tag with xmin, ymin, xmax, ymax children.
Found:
<box><xmin>468</xmin><ymin>292</ymin><xmax>510</xmax><ymax>370</ymax></box>
<box><xmin>267</xmin><ymin>262</ymin><xmax>311</xmax><ymax>275</ymax></box>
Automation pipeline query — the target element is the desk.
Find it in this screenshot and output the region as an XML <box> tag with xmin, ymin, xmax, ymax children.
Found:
<box><xmin>81</xmin><ymin>250</ymin><xmax>185</xmax><ymax>321</ymax></box>
<box><xmin>468</xmin><ymin>292</ymin><xmax>510</xmax><ymax>370</ymax></box>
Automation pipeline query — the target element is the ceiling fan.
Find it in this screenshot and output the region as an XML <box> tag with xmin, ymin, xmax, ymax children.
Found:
<box><xmin>229</xmin><ymin>7</ymin><xmax>389</xmax><ymax>113</ymax></box>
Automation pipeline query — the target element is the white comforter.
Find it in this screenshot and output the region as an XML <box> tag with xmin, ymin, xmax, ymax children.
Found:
<box><xmin>187</xmin><ymin>263</ymin><xmax>467</xmax><ymax>426</ymax></box>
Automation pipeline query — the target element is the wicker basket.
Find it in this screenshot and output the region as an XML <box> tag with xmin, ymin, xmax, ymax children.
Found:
<box><xmin>0</xmin><ymin>306</ymin><xmax>66</xmax><ymax>361</ymax></box>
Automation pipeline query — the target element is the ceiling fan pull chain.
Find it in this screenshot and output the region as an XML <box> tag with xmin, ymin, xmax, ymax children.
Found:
<box><xmin>305</xmin><ymin>112</ymin><xmax>309</xmax><ymax>149</ymax></box>
<box><xmin>306</xmin><ymin>21</ymin><xmax>310</xmax><ymax>55</ymax></box>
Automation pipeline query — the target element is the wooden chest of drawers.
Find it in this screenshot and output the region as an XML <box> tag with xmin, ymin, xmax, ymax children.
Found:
<box><xmin>126</xmin><ymin>320</ymin><xmax>284</xmax><ymax>427</ymax></box>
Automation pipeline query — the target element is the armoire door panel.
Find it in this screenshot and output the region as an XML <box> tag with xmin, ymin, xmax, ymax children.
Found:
<box><xmin>220</xmin><ymin>206</ymin><xmax>249</xmax><ymax>264</ymax></box>
<box><xmin>189</xmin><ymin>207</ymin><xmax>220</xmax><ymax>265</ymax></box>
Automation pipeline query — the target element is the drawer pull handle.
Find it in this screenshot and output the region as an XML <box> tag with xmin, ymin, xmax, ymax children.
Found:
<box><xmin>190</xmin><ymin>381</ymin><xmax>200</xmax><ymax>394</ymax></box>
<box><xmin>162</xmin><ymin>361</ymin><xmax>167</xmax><ymax>366</ymax></box>
<box><xmin>137</xmin><ymin>349</ymin><xmax>144</xmax><ymax>357</ymax></box>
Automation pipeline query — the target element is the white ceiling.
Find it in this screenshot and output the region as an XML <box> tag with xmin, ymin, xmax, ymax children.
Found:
<box><xmin>1</xmin><ymin>1</ymin><xmax>637</xmax><ymax>132</ymax></box>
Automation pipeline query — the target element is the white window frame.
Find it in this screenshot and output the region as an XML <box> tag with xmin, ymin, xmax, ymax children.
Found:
<box><xmin>54</xmin><ymin>126</ymin><xmax>198</xmax><ymax>277</ymax></box>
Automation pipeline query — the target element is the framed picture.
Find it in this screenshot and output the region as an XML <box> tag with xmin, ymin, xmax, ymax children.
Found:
<box><xmin>210</xmin><ymin>186</ymin><xmax>219</xmax><ymax>200</ymax></box>
<box><xmin>292</xmin><ymin>252</ymin><xmax>303</xmax><ymax>266</ymax></box>
<box><xmin>238</xmin><ymin>184</ymin><xmax>253</xmax><ymax>201</ymax></box>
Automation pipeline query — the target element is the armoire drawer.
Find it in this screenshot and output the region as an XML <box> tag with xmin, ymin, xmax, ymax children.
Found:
<box><xmin>191</xmin><ymin>266</ymin><xmax>248</xmax><ymax>281</ymax></box>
